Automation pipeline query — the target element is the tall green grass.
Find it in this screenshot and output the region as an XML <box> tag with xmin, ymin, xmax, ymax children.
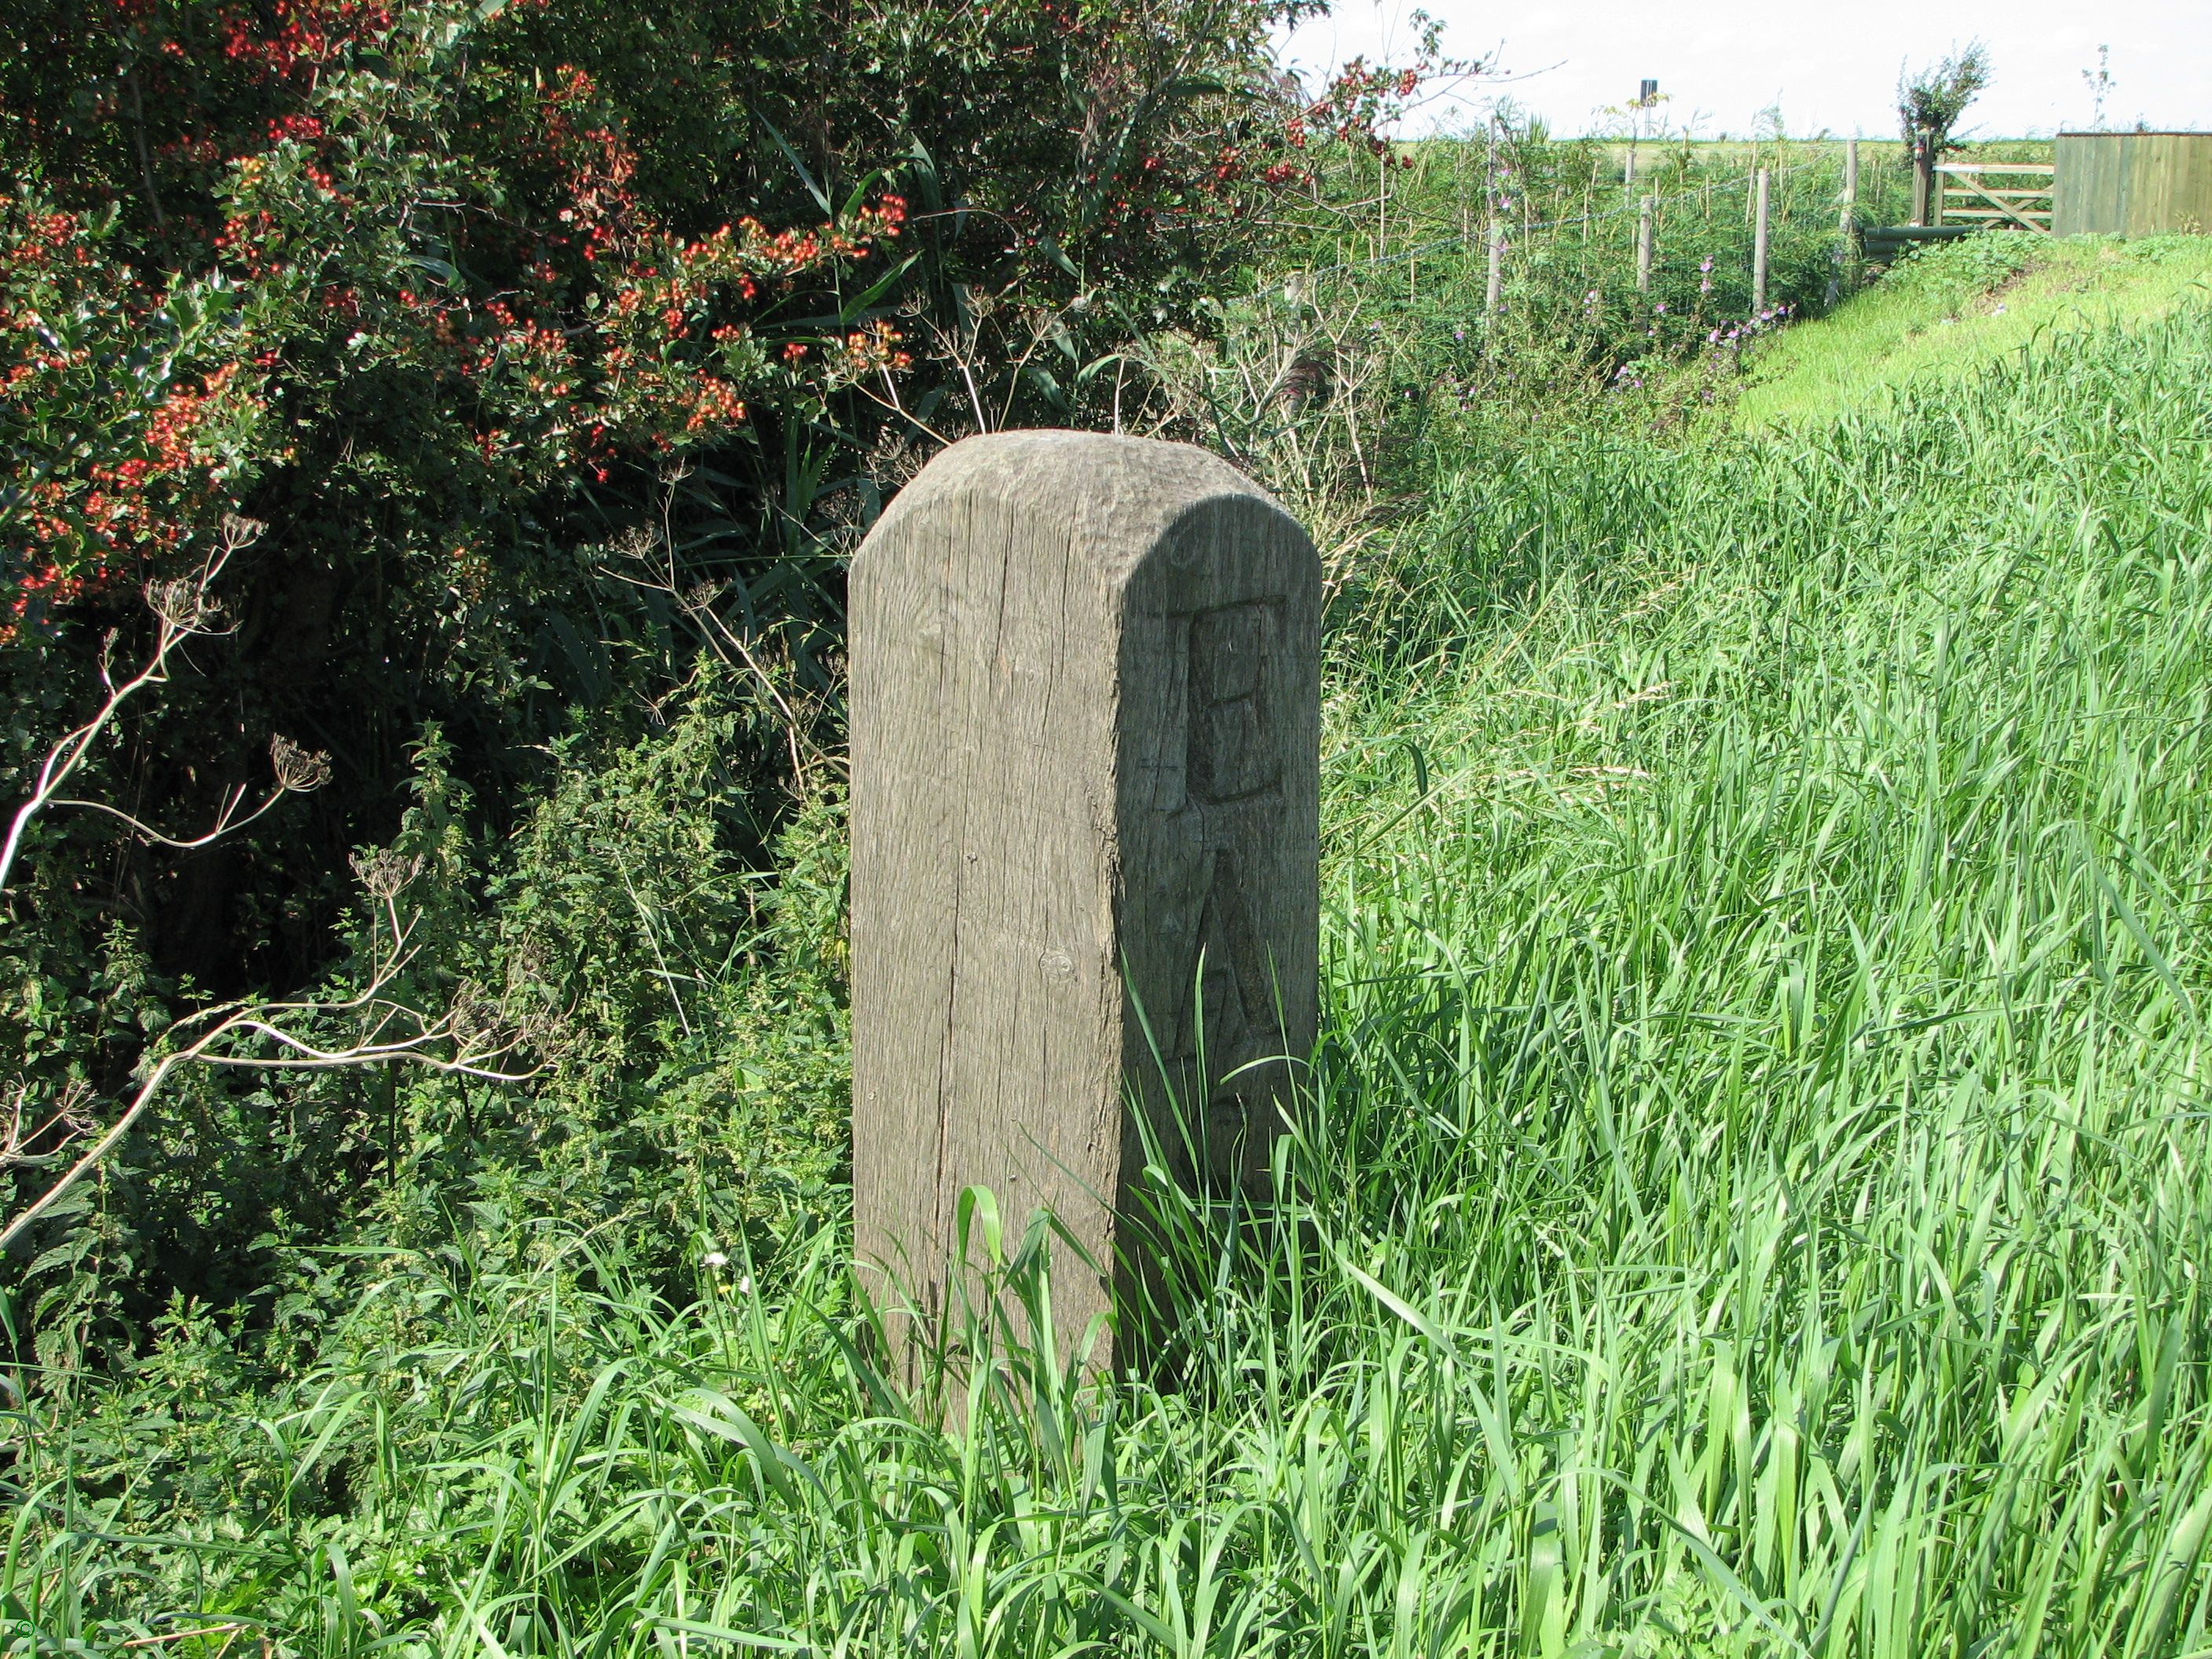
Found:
<box><xmin>11</xmin><ymin>302</ymin><xmax>2212</xmax><ymax>1654</ymax></box>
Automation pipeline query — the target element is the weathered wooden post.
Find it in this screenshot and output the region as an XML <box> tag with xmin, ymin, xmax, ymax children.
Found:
<box><xmin>850</xmin><ymin>431</ymin><xmax>1320</xmax><ymax>1380</ymax></box>
<box><xmin>1635</xmin><ymin>195</ymin><xmax>1654</xmax><ymax>294</ymax></box>
<box><xmin>1835</xmin><ymin>138</ymin><xmax>1860</xmax><ymax>301</ymax></box>
<box><xmin>1486</xmin><ymin>219</ymin><xmax>1505</xmax><ymax>317</ymax></box>
<box><xmin>1752</xmin><ymin>167</ymin><xmax>1771</xmax><ymax>313</ymax></box>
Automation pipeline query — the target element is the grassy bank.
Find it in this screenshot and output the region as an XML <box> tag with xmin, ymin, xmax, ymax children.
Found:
<box><xmin>14</xmin><ymin>287</ymin><xmax>2212</xmax><ymax>1653</ymax></box>
<box><xmin>1735</xmin><ymin>233</ymin><xmax>2212</xmax><ymax>427</ymax></box>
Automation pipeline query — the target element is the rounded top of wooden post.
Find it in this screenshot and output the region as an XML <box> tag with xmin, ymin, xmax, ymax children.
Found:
<box><xmin>854</xmin><ymin>430</ymin><xmax>1311</xmax><ymax>589</ymax></box>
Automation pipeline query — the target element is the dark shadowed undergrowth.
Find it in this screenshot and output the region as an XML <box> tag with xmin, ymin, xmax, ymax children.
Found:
<box><xmin>10</xmin><ymin>306</ymin><xmax>2212</xmax><ymax>1654</ymax></box>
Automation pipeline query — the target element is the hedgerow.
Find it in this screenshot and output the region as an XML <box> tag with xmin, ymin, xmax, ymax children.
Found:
<box><xmin>2</xmin><ymin>0</ymin><xmax>1447</xmax><ymax>1346</ymax></box>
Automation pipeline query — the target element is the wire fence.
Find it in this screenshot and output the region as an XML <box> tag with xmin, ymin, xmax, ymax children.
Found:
<box><xmin>1133</xmin><ymin>135</ymin><xmax>2058</xmax><ymax>530</ymax></box>
<box><xmin>1304</xmin><ymin>154</ymin><xmax>1840</xmax><ymax>278</ymax></box>
<box><xmin>1291</xmin><ymin>134</ymin><xmax>2052</xmax><ymax>331</ymax></box>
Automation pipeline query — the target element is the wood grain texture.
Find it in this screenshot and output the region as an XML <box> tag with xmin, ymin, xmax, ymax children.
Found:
<box><xmin>2056</xmin><ymin>134</ymin><xmax>2212</xmax><ymax>237</ymax></box>
<box><xmin>849</xmin><ymin>430</ymin><xmax>1319</xmax><ymax>1379</ymax></box>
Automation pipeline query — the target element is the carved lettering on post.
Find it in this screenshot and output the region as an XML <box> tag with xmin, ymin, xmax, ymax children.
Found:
<box><xmin>849</xmin><ymin>430</ymin><xmax>1319</xmax><ymax>1377</ymax></box>
<box><xmin>1187</xmin><ymin>602</ymin><xmax>1282</xmax><ymax>803</ymax></box>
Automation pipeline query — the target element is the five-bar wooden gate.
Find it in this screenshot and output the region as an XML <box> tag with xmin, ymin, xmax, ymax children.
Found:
<box><xmin>1934</xmin><ymin>162</ymin><xmax>2056</xmax><ymax>233</ymax></box>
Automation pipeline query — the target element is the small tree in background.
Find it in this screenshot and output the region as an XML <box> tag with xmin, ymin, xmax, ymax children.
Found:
<box><xmin>1898</xmin><ymin>42</ymin><xmax>1992</xmax><ymax>224</ymax></box>
<box><xmin>2082</xmin><ymin>46</ymin><xmax>2115</xmax><ymax>133</ymax></box>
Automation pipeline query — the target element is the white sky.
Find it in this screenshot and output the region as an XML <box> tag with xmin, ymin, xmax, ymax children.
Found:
<box><xmin>1276</xmin><ymin>0</ymin><xmax>2212</xmax><ymax>139</ymax></box>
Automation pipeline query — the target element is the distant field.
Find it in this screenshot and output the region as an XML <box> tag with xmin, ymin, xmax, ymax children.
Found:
<box><xmin>1412</xmin><ymin>134</ymin><xmax>2053</xmax><ymax>173</ymax></box>
<box><xmin>1579</xmin><ymin>136</ymin><xmax>2054</xmax><ymax>167</ymax></box>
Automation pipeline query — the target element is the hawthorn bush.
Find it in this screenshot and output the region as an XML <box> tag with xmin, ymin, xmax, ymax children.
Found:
<box><xmin>2</xmin><ymin>0</ymin><xmax>1327</xmax><ymax>951</ymax></box>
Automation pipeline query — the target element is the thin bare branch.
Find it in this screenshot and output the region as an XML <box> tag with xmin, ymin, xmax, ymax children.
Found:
<box><xmin>0</xmin><ymin>518</ymin><xmax>289</xmax><ymax>900</ymax></box>
<box><xmin>0</xmin><ymin>945</ymin><xmax>532</xmax><ymax>1256</ymax></box>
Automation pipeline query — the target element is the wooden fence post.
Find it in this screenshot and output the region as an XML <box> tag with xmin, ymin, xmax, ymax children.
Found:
<box><xmin>1486</xmin><ymin>218</ymin><xmax>1504</xmax><ymax>317</ymax></box>
<box><xmin>1636</xmin><ymin>195</ymin><xmax>1654</xmax><ymax>293</ymax></box>
<box><xmin>1752</xmin><ymin>167</ymin><xmax>1771</xmax><ymax>312</ymax></box>
<box><xmin>850</xmin><ymin>431</ymin><xmax>1320</xmax><ymax>1382</ymax></box>
<box><xmin>1458</xmin><ymin>141</ymin><xmax>1471</xmax><ymax>256</ymax></box>
<box><xmin>1834</xmin><ymin>137</ymin><xmax>1860</xmax><ymax>299</ymax></box>
<box><xmin>1377</xmin><ymin>151</ymin><xmax>1388</xmax><ymax>264</ymax></box>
